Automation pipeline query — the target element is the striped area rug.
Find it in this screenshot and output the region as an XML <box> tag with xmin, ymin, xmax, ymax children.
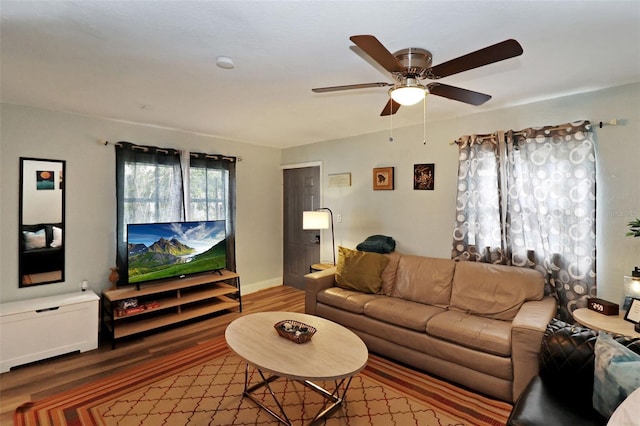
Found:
<box><xmin>15</xmin><ymin>336</ymin><xmax>512</xmax><ymax>425</ymax></box>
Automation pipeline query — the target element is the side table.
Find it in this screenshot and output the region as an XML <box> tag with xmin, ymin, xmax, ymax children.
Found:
<box><xmin>310</xmin><ymin>262</ymin><xmax>335</xmax><ymax>273</ymax></box>
<box><xmin>573</xmin><ymin>308</ymin><xmax>640</xmax><ymax>338</ymax></box>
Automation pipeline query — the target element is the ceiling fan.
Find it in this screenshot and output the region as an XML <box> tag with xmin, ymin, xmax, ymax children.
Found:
<box><xmin>312</xmin><ymin>35</ymin><xmax>523</xmax><ymax>116</ymax></box>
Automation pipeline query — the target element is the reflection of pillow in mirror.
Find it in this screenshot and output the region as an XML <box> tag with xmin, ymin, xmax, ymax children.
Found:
<box><xmin>51</xmin><ymin>226</ymin><xmax>63</xmax><ymax>248</ymax></box>
<box><xmin>23</xmin><ymin>229</ymin><xmax>46</xmax><ymax>250</ymax></box>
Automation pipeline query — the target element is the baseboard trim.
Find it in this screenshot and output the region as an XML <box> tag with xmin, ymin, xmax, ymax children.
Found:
<box><xmin>242</xmin><ymin>277</ymin><xmax>283</xmax><ymax>295</ymax></box>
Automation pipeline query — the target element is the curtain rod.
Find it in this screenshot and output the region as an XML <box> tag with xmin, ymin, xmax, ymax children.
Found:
<box><xmin>450</xmin><ymin>119</ymin><xmax>618</xmax><ymax>145</ymax></box>
<box><xmin>99</xmin><ymin>140</ymin><xmax>175</xmax><ymax>154</ymax></box>
<box><xmin>190</xmin><ymin>152</ymin><xmax>238</xmax><ymax>162</ymax></box>
<box><xmin>99</xmin><ymin>140</ymin><xmax>241</xmax><ymax>161</ymax></box>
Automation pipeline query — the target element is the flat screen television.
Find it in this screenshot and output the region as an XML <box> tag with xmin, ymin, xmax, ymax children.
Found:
<box><xmin>127</xmin><ymin>220</ymin><xmax>226</xmax><ymax>288</ymax></box>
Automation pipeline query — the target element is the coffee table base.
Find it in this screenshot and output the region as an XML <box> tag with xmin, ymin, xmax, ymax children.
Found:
<box><xmin>243</xmin><ymin>364</ymin><xmax>354</xmax><ymax>425</ymax></box>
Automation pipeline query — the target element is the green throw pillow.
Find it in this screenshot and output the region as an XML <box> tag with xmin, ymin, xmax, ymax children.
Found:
<box><xmin>335</xmin><ymin>246</ymin><xmax>390</xmax><ymax>294</ymax></box>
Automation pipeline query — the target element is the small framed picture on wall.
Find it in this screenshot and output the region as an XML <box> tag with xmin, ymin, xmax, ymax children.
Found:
<box><xmin>373</xmin><ymin>167</ymin><xmax>394</xmax><ymax>190</ymax></box>
<box><xmin>414</xmin><ymin>163</ymin><xmax>435</xmax><ymax>190</ymax></box>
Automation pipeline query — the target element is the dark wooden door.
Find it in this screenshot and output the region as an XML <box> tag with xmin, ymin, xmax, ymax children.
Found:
<box><xmin>283</xmin><ymin>166</ymin><xmax>320</xmax><ymax>289</ymax></box>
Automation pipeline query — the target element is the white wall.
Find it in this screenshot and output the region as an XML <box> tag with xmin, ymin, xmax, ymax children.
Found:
<box><xmin>282</xmin><ymin>83</ymin><xmax>640</xmax><ymax>308</ymax></box>
<box><xmin>0</xmin><ymin>104</ymin><xmax>283</xmax><ymax>303</ymax></box>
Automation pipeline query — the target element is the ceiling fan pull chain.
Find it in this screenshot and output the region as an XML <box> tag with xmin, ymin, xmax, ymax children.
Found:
<box><xmin>389</xmin><ymin>105</ymin><xmax>394</xmax><ymax>142</ymax></box>
<box><xmin>423</xmin><ymin>95</ymin><xmax>427</xmax><ymax>145</ymax></box>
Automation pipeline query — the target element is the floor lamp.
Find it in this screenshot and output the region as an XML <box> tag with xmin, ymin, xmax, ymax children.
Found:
<box><xmin>302</xmin><ymin>208</ymin><xmax>336</xmax><ymax>265</ymax></box>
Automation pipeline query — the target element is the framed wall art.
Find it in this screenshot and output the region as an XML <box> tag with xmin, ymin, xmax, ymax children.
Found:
<box><xmin>373</xmin><ymin>167</ymin><xmax>394</xmax><ymax>190</ymax></box>
<box><xmin>414</xmin><ymin>163</ymin><xmax>435</xmax><ymax>190</ymax></box>
<box><xmin>36</xmin><ymin>170</ymin><xmax>55</xmax><ymax>190</ymax></box>
<box><xmin>328</xmin><ymin>172</ymin><xmax>351</xmax><ymax>188</ymax></box>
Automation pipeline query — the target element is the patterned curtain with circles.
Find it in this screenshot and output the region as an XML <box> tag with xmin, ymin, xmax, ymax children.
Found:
<box><xmin>451</xmin><ymin>134</ymin><xmax>508</xmax><ymax>264</ymax></box>
<box><xmin>505</xmin><ymin>121</ymin><xmax>596</xmax><ymax>321</ymax></box>
<box><xmin>451</xmin><ymin>121</ymin><xmax>596</xmax><ymax>322</ymax></box>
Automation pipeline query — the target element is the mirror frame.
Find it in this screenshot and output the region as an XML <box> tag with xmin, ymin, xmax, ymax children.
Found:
<box><xmin>19</xmin><ymin>157</ymin><xmax>66</xmax><ymax>287</ymax></box>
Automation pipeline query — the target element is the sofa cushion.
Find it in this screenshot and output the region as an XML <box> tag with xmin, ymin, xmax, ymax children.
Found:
<box><xmin>426</xmin><ymin>310</ymin><xmax>512</xmax><ymax>356</ymax></box>
<box><xmin>391</xmin><ymin>255</ymin><xmax>455</xmax><ymax>307</ymax></box>
<box><xmin>450</xmin><ymin>262</ymin><xmax>544</xmax><ymax>321</ymax></box>
<box><xmin>538</xmin><ymin>319</ymin><xmax>599</xmax><ymax>405</ymax></box>
<box><xmin>335</xmin><ymin>246</ymin><xmax>390</xmax><ymax>294</ymax></box>
<box><xmin>380</xmin><ymin>251</ymin><xmax>401</xmax><ymax>296</ymax></box>
<box><xmin>364</xmin><ymin>297</ymin><xmax>445</xmax><ymax>332</ymax></box>
<box><xmin>317</xmin><ymin>287</ymin><xmax>381</xmax><ymax>314</ymax></box>
<box><xmin>593</xmin><ymin>332</ymin><xmax>640</xmax><ymax>418</ymax></box>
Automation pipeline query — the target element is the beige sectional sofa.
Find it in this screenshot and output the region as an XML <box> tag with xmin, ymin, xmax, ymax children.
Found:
<box><xmin>305</xmin><ymin>250</ymin><xmax>557</xmax><ymax>402</ymax></box>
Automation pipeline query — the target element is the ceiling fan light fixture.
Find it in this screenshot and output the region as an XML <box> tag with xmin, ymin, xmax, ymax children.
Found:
<box><xmin>389</xmin><ymin>79</ymin><xmax>427</xmax><ymax>105</ymax></box>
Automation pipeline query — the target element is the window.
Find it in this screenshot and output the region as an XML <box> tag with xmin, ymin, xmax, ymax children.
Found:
<box><xmin>122</xmin><ymin>158</ymin><xmax>184</xmax><ymax>224</ymax></box>
<box><xmin>189</xmin><ymin>164</ymin><xmax>227</xmax><ymax>221</ymax></box>
<box><xmin>115</xmin><ymin>143</ymin><xmax>237</xmax><ymax>282</ymax></box>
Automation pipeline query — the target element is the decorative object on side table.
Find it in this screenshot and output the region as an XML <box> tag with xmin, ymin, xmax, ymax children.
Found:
<box><xmin>623</xmin><ymin>267</ymin><xmax>640</xmax><ymax>310</ymax></box>
<box><xmin>274</xmin><ymin>320</ymin><xmax>316</xmax><ymax>344</ymax></box>
<box><xmin>624</xmin><ymin>298</ymin><xmax>640</xmax><ymax>324</ymax></box>
<box><xmin>587</xmin><ymin>297</ymin><xmax>619</xmax><ymax>316</ymax></box>
<box><xmin>623</xmin><ymin>218</ymin><xmax>639</xmax><ymax>311</ymax></box>
<box><xmin>302</xmin><ymin>208</ymin><xmax>336</xmax><ymax>265</ymax></box>
<box><xmin>626</xmin><ymin>218</ymin><xmax>640</xmax><ymax>237</ymax></box>
<box><xmin>108</xmin><ymin>267</ymin><xmax>119</xmax><ymax>290</ymax></box>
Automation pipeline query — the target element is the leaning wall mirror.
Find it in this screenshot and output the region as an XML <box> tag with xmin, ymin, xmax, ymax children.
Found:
<box><xmin>19</xmin><ymin>157</ymin><xmax>66</xmax><ymax>287</ymax></box>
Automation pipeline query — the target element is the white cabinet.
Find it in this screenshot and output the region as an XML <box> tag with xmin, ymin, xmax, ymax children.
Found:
<box><xmin>0</xmin><ymin>291</ymin><xmax>99</xmax><ymax>373</ymax></box>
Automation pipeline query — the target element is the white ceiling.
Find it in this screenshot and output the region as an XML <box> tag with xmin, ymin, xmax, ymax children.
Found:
<box><xmin>1</xmin><ymin>1</ymin><xmax>639</xmax><ymax>149</ymax></box>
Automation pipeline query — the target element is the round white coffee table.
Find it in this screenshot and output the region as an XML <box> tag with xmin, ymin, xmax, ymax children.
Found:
<box><xmin>225</xmin><ymin>311</ymin><xmax>368</xmax><ymax>425</ymax></box>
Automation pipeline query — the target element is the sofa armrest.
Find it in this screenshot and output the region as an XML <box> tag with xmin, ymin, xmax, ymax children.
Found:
<box><xmin>304</xmin><ymin>268</ymin><xmax>336</xmax><ymax>315</ymax></box>
<box><xmin>511</xmin><ymin>296</ymin><xmax>557</xmax><ymax>401</ymax></box>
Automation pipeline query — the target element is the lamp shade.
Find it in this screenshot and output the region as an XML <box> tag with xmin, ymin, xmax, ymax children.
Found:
<box><xmin>302</xmin><ymin>211</ymin><xmax>330</xmax><ymax>230</ymax></box>
<box><xmin>390</xmin><ymin>86</ymin><xmax>426</xmax><ymax>105</ymax></box>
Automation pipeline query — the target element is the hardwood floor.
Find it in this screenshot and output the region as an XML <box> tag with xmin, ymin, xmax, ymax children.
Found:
<box><xmin>0</xmin><ymin>285</ymin><xmax>305</xmax><ymax>424</ymax></box>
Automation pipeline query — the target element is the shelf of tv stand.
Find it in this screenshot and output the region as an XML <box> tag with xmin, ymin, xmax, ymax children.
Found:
<box><xmin>102</xmin><ymin>270</ymin><xmax>241</xmax><ymax>348</ymax></box>
<box><xmin>111</xmin><ymin>297</ymin><xmax>239</xmax><ymax>339</ymax></box>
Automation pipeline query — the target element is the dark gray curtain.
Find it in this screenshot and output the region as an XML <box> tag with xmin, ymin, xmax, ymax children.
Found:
<box><xmin>115</xmin><ymin>142</ymin><xmax>185</xmax><ymax>284</ymax></box>
<box><xmin>190</xmin><ymin>153</ymin><xmax>237</xmax><ymax>273</ymax></box>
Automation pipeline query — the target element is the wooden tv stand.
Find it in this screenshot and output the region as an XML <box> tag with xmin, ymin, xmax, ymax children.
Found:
<box><xmin>102</xmin><ymin>270</ymin><xmax>241</xmax><ymax>348</ymax></box>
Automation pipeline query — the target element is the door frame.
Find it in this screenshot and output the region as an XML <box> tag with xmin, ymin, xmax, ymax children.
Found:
<box><xmin>281</xmin><ymin>161</ymin><xmax>324</xmax><ymax>205</ymax></box>
<box><xmin>281</xmin><ymin>161</ymin><xmax>324</xmax><ymax>278</ymax></box>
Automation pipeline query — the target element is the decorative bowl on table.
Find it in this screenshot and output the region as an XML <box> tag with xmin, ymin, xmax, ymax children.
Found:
<box><xmin>274</xmin><ymin>320</ymin><xmax>317</xmax><ymax>344</ymax></box>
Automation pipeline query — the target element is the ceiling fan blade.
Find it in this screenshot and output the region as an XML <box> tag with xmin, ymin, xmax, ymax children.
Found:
<box><xmin>312</xmin><ymin>82</ymin><xmax>392</xmax><ymax>93</ymax></box>
<box><xmin>426</xmin><ymin>39</ymin><xmax>523</xmax><ymax>79</ymax></box>
<box><xmin>350</xmin><ymin>35</ymin><xmax>405</xmax><ymax>73</ymax></box>
<box><xmin>380</xmin><ymin>98</ymin><xmax>401</xmax><ymax>116</ymax></box>
<box><xmin>427</xmin><ymin>83</ymin><xmax>491</xmax><ymax>105</ymax></box>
